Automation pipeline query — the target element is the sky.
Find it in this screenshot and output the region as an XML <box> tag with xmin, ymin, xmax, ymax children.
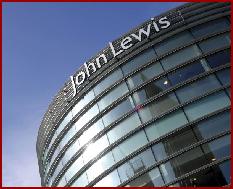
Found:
<box><xmin>2</xmin><ymin>2</ymin><xmax>185</xmax><ymax>186</ymax></box>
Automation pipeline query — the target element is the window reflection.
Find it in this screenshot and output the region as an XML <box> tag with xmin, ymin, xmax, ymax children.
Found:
<box><xmin>216</xmin><ymin>68</ymin><xmax>230</xmax><ymax>86</ymax></box>
<box><xmin>206</xmin><ymin>49</ymin><xmax>230</xmax><ymax>68</ymax></box>
<box><xmin>94</xmin><ymin>170</ymin><xmax>121</xmax><ymax>187</ymax></box>
<box><xmin>127</xmin><ymin>62</ymin><xmax>164</xmax><ymax>90</ymax></box>
<box><xmin>71</xmin><ymin>172</ymin><xmax>89</xmax><ymax>187</ymax></box>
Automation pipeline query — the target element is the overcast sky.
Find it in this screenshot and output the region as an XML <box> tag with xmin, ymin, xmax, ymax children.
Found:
<box><xmin>3</xmin><ymin>2</ymin><xmax>185</xmax><ymax>186</ymax></box>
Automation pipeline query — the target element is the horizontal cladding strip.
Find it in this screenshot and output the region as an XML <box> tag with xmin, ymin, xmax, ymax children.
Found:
<box><xmin>39</xmin><ymin>11</ymin><xmax>230</xmax><ymax>160</ymax></box>
<box><xmin>44</xmin><ymin>60</ymin><xmax>230</xmax><ymax>178</ymax></box>
<box><xmin>45</xmin><ymin>62</ymin><xmax>230</xmax><ymax>180</ymax></box>
<box><xmin>163</xmin><ymin>157</ymin><xmax>230</xmax><ymax>187</ymax></box>
<box><xmin>38</xmin><ymin>9</ymin><xmax>229</xmax><ymax>159</ymax></box>
<box><xmin>51</xmin><ymin>87</ymin><xmax>230</xmax><ymax>186</ymax></box>
<box><xmin>44</xmin><ymin>44</ymin><xmax>230</xmax><ymax>169</ymax></box>
<box><xmin>43</xmin><ymin>29</ymin><xmax>230</xmax><ymax>165</ymax></box>
<box><xmin>88</xmin><ymin>132</ymin><xmax>231</xmax><ymax>187</ymax></box>
<box><xmin>37</xmin><ymin>2</ymin><xmax>229</xmax><ymax>149</ymax></box>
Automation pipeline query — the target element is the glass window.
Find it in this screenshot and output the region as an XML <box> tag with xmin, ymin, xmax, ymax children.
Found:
<box><xmin>82</xmin><ymin>135</ymin><xmax>109</xmax><ymax>164</ymax></box>
<box><xmin>74</xmin><ymin>104</ymin><xmax>100</xmax><ymax>132</ymax></box>
<box><xmin>206</xmin><ymin>49</ymin><xmax>230</xmax><ymax>68</ymax></box>
<box><xmin>133</xmin><ymin>77</ymin><xmax>171</xmax><ymax>105</ymax></box>
<box><xmin>47</xmin><ymin>146</ymin><xmax>61</xmax><ymax>174</ymax></box>
<box><xmin>145</xmin><ymin>110</ymin><xmax>188</xmax><ymax>142</ymax></box>
<box><xmin>62</xmin><ymin>139</ymin><xmax>80</xmax><ymax>165</ymax></box>
<box><xmin>78</xmin><ymin>119</ymin><xmax>105</xmax><ymax>147</ymax></box>
<box><xmin>226</xmin><ymin>87</ymin><xmax>230</xmax><ymax>97</ymax></box>
<box><xmin>152</xmin><ymin>128</ymin><xmax>198</xmax><ymax>161</ymax></box>
<box><xmin>202</xmin><ymin>135</ymin><xmax>230</xmax><ymax>161</ymax></box>
<box><xmin>59</xmin><ymin>124</ymin><xmax>77</xmax><ymax>150</ymax></box>
<box><xmin>191</xmin><ymin>18</ymin><xmax>230</xmax><ymax>39</ymax></box>
<box><xmin>198</xmin><ymin>33</ymin><xmax>230</xmax><ymax>53</ymax></box>
<box><xmin>218</xmin><ymin>160</ymin><xmax>231</xmax><ymax>185</ymax></box>
<box><xmin>127</xmin><ymin>61</ymin><xmax>164</xmax><ymax>90</ymax></box>
<box><xmin>168</xmin><ymin>60</ymin><xmax>205</xmax><ymax>86</ymax></box>
<box><xmin>216</xmin><ymin>68</ymin><xmax>230</xmax><ymax>86</ymax></box>
<box><xmin>112</xmin><ymin>131</ymin><xmax>148</xmax><ymax>162</ymax></box>
<box><xmin>86</xmin><ymin>151</ymin><xmax>115</xmax><ymax>182</ymax></box>
<box><xmin>49</xmin><ymin>159</ymin><xmax>63</xmax><ymax>185</ymax></box>
<box><xmin>194</xmin><ymin>110</ymin><xmax>230</xmax><ymax>140</ymax></box>
<box><xmin>71</xmin><ymin>172</ymin><xmax>89</xmax><ymax>187</ymax></box>
<box><xmin>176</xmin><ymin>75</ymin><xmax>221</xmax><ymax>103</ymax></box>
<box><xmin>171</xmin><ymin>161</ymin><xmax>230</xmax><ymax>186</ymax></box>
<box><xmin>125</xmin><ymin>167</ymin><xmax>164</xmax><ymax>187</ymax></box>
<box><xmin>184</xmin><ymin>91</ymin><xmax>230</xmax><ymax>121</ymax></box>
<box><xmin>56</xmin><ymin>111</ymin><xmax>73</xmax><ymax>136</ymax></box>
<box><xmin>98</xmin><ymin>82</ymin><xmax>129</xmax><ymax>111</ymax></box>
<box><xmin>64</xmin><ymin>155</ymin><xmax>84</xmax><ymax>181</ymax></box>
<box><xmin>107</xmin><ymin>113</ymin><xmax>141</xmax><ymax>144</ymax></box>
<box><xmin>102</xmin><ymin>97</ymin><xmax>135</xmax><ymax>127</ymax></box>
<box><xmin>154</xmin><ymin>31</ymin><xmax>195</xmax><ymax>56</ymax></box>
<box><xmin>138</xmin><ymin>93</ymin><xmax>179</xmax><ymax>123</ymax></box>
<box><xmin>122</xmin><ymin>48</ymin><xmax>157</xmax><ymax>76</ymax></box>
<box><xmin>72</xmin><ymin>90</ymin><xmax>95</xmax><ymax>116</ymax></box>
<box><xmin>94</xmin><ymin>170</ymin><xmax>121</xmax><ymax>187</ymax></box>
<box><xmin>118</xmin><ymin>148</ymin><xmax>156</xmax><ymax>183</ymax></box>
<box><xmin>160</xmin><ymin>45</ymin><xmax>202</xmax><ymax>71</ymax></box>
<box><xmin>160</xmin><ymin>147</ymin><xmax>209</xmax><ymax>183</ymax></box>
<box><xmin>57</xmin><ymin>176</ymin><xmax>67</xmax><ymax>186</ymax></box>
<box><xmin>93</xmin><ymin>69</ymin><xmax>123</xmax><ymax>96</ymax></box>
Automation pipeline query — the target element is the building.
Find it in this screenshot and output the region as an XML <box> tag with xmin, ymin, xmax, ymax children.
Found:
<box><xmin>36</xmin><ymin>2</ymin><xmax>231</xmax><ymax>187</ymax></box>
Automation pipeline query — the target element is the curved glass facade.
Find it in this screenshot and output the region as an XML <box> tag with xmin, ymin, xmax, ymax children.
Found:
<box><xmin>37</xmin><ymin>2</ymin><xmax>231</xmax><ymax>187</ymax></box>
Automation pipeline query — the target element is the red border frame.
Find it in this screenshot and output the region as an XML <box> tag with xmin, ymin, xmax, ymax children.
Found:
<box><xmin>1</xmin><ymin>0</ymin><xmax>232</xmax><ymax>188</ymax></box>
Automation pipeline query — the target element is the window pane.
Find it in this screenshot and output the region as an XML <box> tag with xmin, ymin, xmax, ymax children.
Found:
<box><xmin>125</xmin><ymin>167</ymin><xmax>164</xmax><ymax>187</ymax></box>
<box><xmin>176</xmin><ymin>75</ymin><xmax>221</xmax><ymax>103</ymax></box>
<box><xmin>86</xmin><ymin>151</ymin><xmax>115</xmax><ymax>182</ymax></box>
<box><xmin>172</xmin><ymin>161</ymin><xmax>230</xmax><ymax>186</ymax></box>
<box><xmin>122</xmin><ymin>48</ymin><xmax>157</xmax><ymax>76</ymax></box>
<box><xmin>98</xmin><ymin>82</ymin><xmax>129</xmax><ymax>111</ymax></box>
<box><xmin>74</xmin><ymin>104</ymin><xmax>100</xmax><ymax>132</ymax></box>
<box><xmin>191</xmin><ymin>18</ymin><xmax>230</xmax><ymax>39</ymax></box>
<box><xmin>82</xmin><ymin>135</ymin><xmax>109</xmax><ymax>164</ymax></box>
<box><xmin>62</xmin><ymin>139</ymin><xmax>80</xmax><ymax>165</ymax></box>
<box><xmin>118</xmin><ymin>148</ymin><xmax>156</xmax><ymax>183</ymax></box>
<box><xmin>107</xmin><ymin>113</ymin><xmax>141</xmax><ymax>144</ymax></box>
<box><xmin>202</xmin><ymin>135</ymin><xmax>230</xmax><ymax>161</ymax></box>
<box><xmin>206</xmin><ymin>49</ymin><xmax>230</xmax><ymax>68</ymax></box>
<box><xmin>72</xmin><ymin>90</ymin><xmax>95</xmax><ymax>116</ymax></box>
<box><xmin>102</xmin><ymin>97</ymin><xmax>134</xmax><ymax>126</ymax></box>
<box><xmin>216</xmin><ymin>68</ymin><xmax>230</xmax><ymax>86</ymax></box>
<box><xmin>138</xmin><ymin>93</ymin><xmax>179</xmax><ymax>123</ymax></box>
<box><xmin>56</xmin><ymin>111</ymin><xmax>73</xmax><ymax>139</ymax></box>
<box><xmin>161</xmin><ymin>45</ymin><xmax>202</xmax><ymax>70</ymax></box>
<box><xmin>57</xmin><ymin>176</ymin><xmax>67</xmax><ymax>186</ymax></box>
<box><xmin>184</xmin><ymin>91</ymin><xmax>230</xmax><ymax>121</ymax></box>
<box><xmin>145</xmin><ymin>110</ymin><xmax>188</xmax><ymax>142</ymax></box>
<box><xmin>152</xmin><ymin>129</ymin><xmax>198</xmax><ymax>161</ymax></box>
<box><xmin>93</xmin><ymin>69</ymin><xmax>123</xmax><ymax>96</ymax></box>
<box><xmin>160</xmin><ymin>147</ymin><xmax>208</xmax><ymax>183</ymax></box>
<box><xmin>194</xmin><ymin>110</ymin><xmax>230</xmax><ymax>140</ymax></box>
<box><xmin>154</xmin><ymin>31</ymin><xmax>194</xmax><ymax>56</ymax></box>
<box><xmin>71</xmin><ymin>173</ymin><xmax>89</xmax><ymax>187</ymax></box>
<box><xmin>168</xmin><ymin>60</ymin><xmax>205</xmax><ymax>86</ymax></box>
<box><xmin>65</xmin><ymin>155</ymin><xmax>84</xmax><ymax>181</ymax></box>
<box><xmin>133</xmin><ymin>77</ymin><xmax>171</xmax><ymax>105</ymax></box>
<box><xmin>94</xmin><ymin>170</ymin><xmax>121</xmax><ymax>187</ymax></box>
<box><xmin>112</xmin><ymin>131</ymin><xmax>148</xmax><ymax>162</ymax></box>
<box><xmin>59</xmin><ymin>124</ymin><xmax>77</xmax><ymax>150</ymax></box>
<box><xmin>198</xmin><ymin>33</ymin><xmax>230</xmax><ymax>53</ymax></box>
<box><xmin>127</xmin><ymin>62</ymin><xmax>164</xmax><ymax>90</ymax></box>
<box><xmin>79</xmin><ymin>119</ymin><xmax>105</xmax><ymax>147</ymax></box>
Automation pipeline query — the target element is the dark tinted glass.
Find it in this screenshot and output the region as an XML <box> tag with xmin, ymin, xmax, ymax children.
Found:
<box><xmin>191</xmin><ymin>18</ymin><xmax>230</xmax><ymax>39</ymax></box>
<box><xmin>152</xmin><ymin>129</ymin><xmax>198</xmax><ymax>161</ymax></box>
<box><xmin>194</xmin><ymin>110</ymin><xmax>230</xmax><ymax>140</ymax></box>
<box><xmin>168</xmin><ymin>61</ymin><xmax>205</xmax><ymax>86</ymax></box>
<box><xmin>176</xmin><ymin>75</ymin><xmax>221</xmax><ymax>103</ymax></box>
<box><xmin>206</xmin><ymin>49</ymin><xmax>230</xmax><ymax>68</ymax></box>
<box><xmin>198</xmin><ymin>33</ymin><xmax>230</xmax><ymax>53</ymax></box>
<box><xmin>216</xmin><ymin>68</ymin><xmax>230</xmax><ymax>86</ymax></box>
<box><xmin>133</xmin><ymin>77</ymin><xmax>171</xmax><ymax>105</ymax></box>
